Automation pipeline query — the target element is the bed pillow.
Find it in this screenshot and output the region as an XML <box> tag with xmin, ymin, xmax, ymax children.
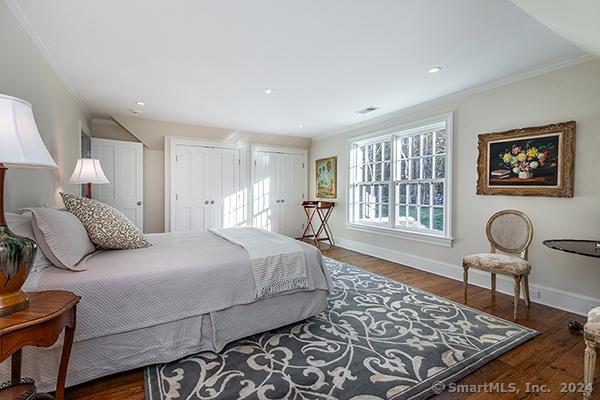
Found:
<box><xmin>60</xmin><ymin>192</ymin><xmax>151</xmax><ymax>250</ymax></box>
<box><xmin>5</xmin><ymin>212</ymin><xmax>53</xmax><ymax>272</ymax></box>
<box><xmin>24</xmin><ymin>207</ymin><xmax>95</xmax><ymax>271</ymax></box>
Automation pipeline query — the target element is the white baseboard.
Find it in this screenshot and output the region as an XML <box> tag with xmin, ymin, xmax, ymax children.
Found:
<box><xmin>334</xmin><ymin>237</ymin><xmax>599</xmax><ymax>317</ymax></box>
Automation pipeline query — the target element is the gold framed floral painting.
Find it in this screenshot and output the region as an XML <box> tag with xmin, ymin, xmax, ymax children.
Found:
<box><xmin>476</xmin><ymin>121</ymin><xmax>575</xmax><ymax>197</ymax></box>
<box><xmin>316</xmin><ymin>156</ymin><xmax>337</xmax><ymax>198</ymax></box>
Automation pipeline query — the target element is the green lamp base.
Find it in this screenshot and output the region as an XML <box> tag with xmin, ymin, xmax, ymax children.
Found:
<box><xmin>0</xmin><ymin>225</ymin><xmax>36</xmax><ymax>316</ymax></box>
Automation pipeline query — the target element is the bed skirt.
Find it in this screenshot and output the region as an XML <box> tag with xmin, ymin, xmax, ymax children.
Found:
<box><xmin>0</xmin><ymin>289</ymin><xmax>329</xmax><ymax>393</ymax></box>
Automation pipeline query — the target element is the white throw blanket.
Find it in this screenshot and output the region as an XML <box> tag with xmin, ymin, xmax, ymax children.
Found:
<box><xmin>210</xmin><ymin>228</ymin><xmax>308</xmax><ymax>298</ymax></box>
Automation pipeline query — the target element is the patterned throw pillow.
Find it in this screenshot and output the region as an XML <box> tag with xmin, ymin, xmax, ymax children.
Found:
<box><xmin>60</xmin><ymin>192</ymin><xmax>151</xmax><ymax>250</ymax></box>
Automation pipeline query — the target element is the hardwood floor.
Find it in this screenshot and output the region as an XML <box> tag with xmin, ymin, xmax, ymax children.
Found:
<box><xmin>64</xmin><ymin>247</ymin><xmax>598</xmax><ymax>399</ymax></box>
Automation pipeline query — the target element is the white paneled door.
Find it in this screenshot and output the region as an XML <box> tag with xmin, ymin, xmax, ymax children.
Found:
<box><xmin>279</xmin><ymin>153</ymin><xmax>306</xmax><ymax>237</ymax></box>
<box><xmin>173</xmin><ymin>144</ymin><xmax>241</xmax><ymax>232</ymax></box>
<box><xmin>252</xmin><ymin>151</ymin><xmax>279</xmax><ymax>232</ymax></box>
<box><xmin>252</xmin><ymin>148</ymin><xmax>306</xmax><ymax>238</ymax></box>
<box><xmin>91</xmin><ymin>138</ymin><xmax>144</xmax><ymax>230</ymax></box>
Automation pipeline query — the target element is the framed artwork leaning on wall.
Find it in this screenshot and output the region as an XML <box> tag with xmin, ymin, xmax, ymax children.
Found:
<box><xmin>316</xmin><ymin>156</ymin><xmax>337</xmax><ymax>198</ymax></box>
<box><xmin>476</xmin><ymin>121</ymin><xmax>575</xmax><ymax>197</ymax></box>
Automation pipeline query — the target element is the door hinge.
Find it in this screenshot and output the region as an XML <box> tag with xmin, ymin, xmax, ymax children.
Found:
<box><xmin>175</xmin><ymin>155</ymin><xmax>179</xmax><ymax>162</ymax></box>
<box><xmin>238</xmin><ymin>159</ymin><xmax>241</xmax><ymax>166</ymax></box>
<box><xmin>302</xmin><ymin>193</ymin><xmax>305</xmax><ymax>199</ymax></box>
<box><xmin>254</xmin><ymin>160</ymin><xmax>257</xmax><ymax>166</ymax></box>
<box><xmin>302</xmin><ymin>162</ymin><xmax>305</xmax><ymax>168</ymax></box>
<box><xmin>175</xmin><ymin>194</ymin><xmax>179</xmax><ymax>200</ymax></box>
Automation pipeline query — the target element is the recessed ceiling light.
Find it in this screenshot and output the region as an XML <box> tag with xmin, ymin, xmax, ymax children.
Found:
<box><xmin>136</xmin><ymin>101</ymin><xmax>145</xmax><ymax>106</ymax></box>
<box><xmin>264</xmin><ymin>89</ymin><xmax>272</xmax><ymax>94</ymax></box>
<box><xmin>298</xmin><ymin>124</ymin><xmax>304</xmax><ymax>128</ymax></box>
<box><xmin>428</xmin><ymin>66</ymin><xmax>442</xmax><ymax>74</ymax></box>
<box><xmin>129</xmin><ymin>109</ymin><xmax>143</xmax><ymax>115</ymax></box>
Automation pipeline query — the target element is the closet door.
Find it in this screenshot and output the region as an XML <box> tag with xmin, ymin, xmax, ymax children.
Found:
<box><xmin>91</xmin><ymin>138</ymin><xmax>144</xmax><ymax>230</ymax></box>
<box><xmin>174</xmin><ymin>145</ymin><xmax>210</xmax><ymax>232</ymax></box>
<box><xmin>251</xmin><ymin>148</ymin><xmax>307</xmax><ymax>237</ymax></box>
<box><xmin>252</xmin><ymin>151</ymin><xmax>280</xmax><ymax>232</ymax></box>
<box><xmin>279</xmin><ymin>154</ymin><xmax>306</xmax><ymax>237</ymax></box>
<box><xmin>208</xmin><ymin>148</ymin><xmax>241</xmax><ymax>229</ymax></box>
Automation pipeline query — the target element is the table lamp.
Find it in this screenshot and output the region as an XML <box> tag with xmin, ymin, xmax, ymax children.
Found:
<box><xmin>69</xmin><ymin>158</ymin><xmax>109</xmax><ymax>199</ymax></box>
<box><xmin>0</xmin><ymin>94</ymin><xmax>57</xmax><ymax>316</ymax></box>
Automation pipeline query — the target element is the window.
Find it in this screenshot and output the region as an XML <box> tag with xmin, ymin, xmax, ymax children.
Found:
<box><xmin>348</xmin><ymin>113</ymin><xmax>453</xmax><ymax>246</ymax></box>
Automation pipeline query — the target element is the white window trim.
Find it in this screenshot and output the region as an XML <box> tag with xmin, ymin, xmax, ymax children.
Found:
<box><xmin>346</xmin><ymin>112</ymin><xmax>454</xmax><ymax>247</ymax></box>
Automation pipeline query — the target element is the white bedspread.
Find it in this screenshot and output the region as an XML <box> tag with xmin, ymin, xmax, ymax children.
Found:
<box><xmin>23</xmin><ymin>230</ymin><xmax>329</xmax><ymax>344</ymax></box>
<box><xmin>210</xmin><ymin>228</ymin><xmax>308</xmax><ymax>298</ymax></box>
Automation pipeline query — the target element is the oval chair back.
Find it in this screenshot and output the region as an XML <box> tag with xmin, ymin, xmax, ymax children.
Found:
<box><xmin>485</xmin><ymin>209</ymin><xmax>533</xmax><ymax>260</ymax></box>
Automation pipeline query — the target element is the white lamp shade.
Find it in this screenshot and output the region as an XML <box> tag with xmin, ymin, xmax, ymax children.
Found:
<box><xmin>0</xmin><ymin>94</ymin><xmax>57</xmax><ymax>169</ymax></box>
<box><xmin>69</xmin><ymin>159</ymin><xmax>109</xmax><ymax>184</ymax></box>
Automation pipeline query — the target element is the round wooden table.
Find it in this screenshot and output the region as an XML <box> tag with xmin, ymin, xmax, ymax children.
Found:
<box><xmin>0</xmin><ymin>291</ymin><xmax>80</xmax><ymax>400</ymax></box>
<box><xmin>543</xmin><ymin>239</ymin><xmax>600</xmax><ymax>333</ymax></box>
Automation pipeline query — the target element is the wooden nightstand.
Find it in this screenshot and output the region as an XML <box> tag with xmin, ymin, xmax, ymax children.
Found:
<box><xmin>0</xmin><ymin>291</ymin><xmax>80</xmax><ymax>400</ymax></box>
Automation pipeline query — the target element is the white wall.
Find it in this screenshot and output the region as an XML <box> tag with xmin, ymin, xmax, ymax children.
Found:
<box><xmin>309</xmin><ymin>59</ymin><xmax>600</xmax><ymax>315</ymax></box>
<box><xmin>0</xmin><ymin>2</ymin><xmax>90</xmax><ymax>211</ymax></box>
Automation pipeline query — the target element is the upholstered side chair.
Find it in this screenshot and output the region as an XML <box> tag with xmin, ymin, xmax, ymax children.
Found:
<box><xmin>462</xmin><ymin>209</ymin><xmax>534</xmax><ymax>320</ymax></box>
<box><xmin>584</xmin><ymin>307</ymin><xmax>600</xmax><ymax>399</ymax></box>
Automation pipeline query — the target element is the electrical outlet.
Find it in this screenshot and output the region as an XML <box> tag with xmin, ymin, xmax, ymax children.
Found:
<box><xmin>530</xmin><ymin>290</ymin><xmax>541</xmax><ymax>300</ymax></box>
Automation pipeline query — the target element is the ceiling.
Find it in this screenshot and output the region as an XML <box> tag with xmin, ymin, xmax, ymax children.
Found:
<box><xmin>12</xmin><ymin>0</ymin><xmax>588</xmax><ymax>137</ymax></box>
<box><xmin>510</xmin><ymin>0</ymin><xmax>600</xmax><ymax>57</ymax></box>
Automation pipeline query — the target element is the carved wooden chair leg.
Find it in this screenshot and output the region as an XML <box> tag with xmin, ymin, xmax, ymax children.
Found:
<box><xmin>491</xmin><ymin>273</ymin><xmax>496</xmax><ymax>297</ymax></box>
<box><xmin>523</xmin><ymin>275</ymin><xmax>531</xmax><ymax>307</ymax></box>
<box><xmin>584</xmin><ymin>338</ymin><xmax>596</xmax><ymax>399</ymax></box>
<box><xmin>462</xmin><ymin>263</ymin><xmax>469</xmax><ymax>304</ymax></box>
<box><xmin>513</xmin><ymin>276</ymin><xmax>521</xmax><ymax>320</ymax></box>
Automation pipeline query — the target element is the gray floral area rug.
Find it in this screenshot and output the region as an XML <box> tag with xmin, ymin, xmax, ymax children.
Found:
<box><xmin>145</xmin><ymin>257</ymin><xmax>536</xmax><ymax>400</ymax></box>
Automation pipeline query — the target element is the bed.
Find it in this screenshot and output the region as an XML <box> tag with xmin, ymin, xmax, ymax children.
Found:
<box><xmin>2</xmin><ymin>230</ymin><xmax>332</xmax><ymax>393</ymax></box>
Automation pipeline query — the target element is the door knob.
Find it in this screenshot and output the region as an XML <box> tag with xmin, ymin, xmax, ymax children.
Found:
<box><xmin>137</xmin><ymin>201</ymin><xmax>143</xmax><ymax>206</ymax></box>
<box><xmin>281</xmin><ymin>199</ymin><xmax>285</xmax><ymax>203</ymax></box>
<box><xmin>210</xmin><ymin>200</ymin><xmax>215</xmax><ymax>204</ymax></box>
<box><xmin>276</xmin><ymin>200</ymin><xmax>280</xmax><ymax>203</ymax></box>
<box><xmin>205</xmin><ymin>200</ymin><xmax>209</xmax><ymax>204</ymax></box>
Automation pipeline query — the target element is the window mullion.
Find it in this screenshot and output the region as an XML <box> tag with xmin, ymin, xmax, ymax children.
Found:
<box><xmin>429</xmin><ymin>202</ymin><xmax>433</xmax><ymax>230</ymax></box>
<box><xmin>389</xmin><ymin>137</ymin><xmax>396</xmax><ymax>229</ymax></box>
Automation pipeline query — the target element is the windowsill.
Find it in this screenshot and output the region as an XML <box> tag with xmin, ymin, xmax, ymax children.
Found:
<box><xmin>346</xmin><ymin>222</ymin><xmax>454</xmax><ymax>247</ymax></box>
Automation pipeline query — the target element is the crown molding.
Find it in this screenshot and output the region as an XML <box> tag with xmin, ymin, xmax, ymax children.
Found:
<box><xmin>4</xmin><ymin>0</ymin><xmax>92</xmax><ymax>120</ymax></box>
<box><xmin>312</xmin><ymin>54</ymin><xmax>596</xmax><ymax>141</ymax></box>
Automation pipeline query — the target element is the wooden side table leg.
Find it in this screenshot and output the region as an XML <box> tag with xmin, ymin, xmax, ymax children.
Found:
<box><xmin>314</xmin><ymin>208</ymin><xmax>334</xmax><ymax>247</ymax></box>
<box><xmin>307</xmin><ymin>208</ymin><xmax>320</xmax><ymax>248</ymax></box>
<box><xmin>320</xmin><ymin>208</ymin><xmax>334</xmax><ymax>247</ymax></box>
<box><xmin>11</xmin><ymin>349</ymin><xmax>22</xmax><ymax>384</ymax></box>
<box><xmin>314</xmin><ymin>209</ymin><xmax>326</xmax><ymax>240</ymax></box>
<box><xmin>55</xmin><ymin>316</ymin><xmax>76</xmax><ymax>400</ymax></box>
<box><xmin>301</xmin><ymin>207</ymin><xmax>312</xmax><ymax>240</ymax></box>
<box><xmin>302</xmin><ymin>207</ymin><xmax>320</xmax><ymax>247</ymax></box>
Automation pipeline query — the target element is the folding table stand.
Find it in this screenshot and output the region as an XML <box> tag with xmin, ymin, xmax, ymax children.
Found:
<box><xmin>301</xmin><ymin>201</ymin><xmax>335</xmax><ymax>249</ymax></box>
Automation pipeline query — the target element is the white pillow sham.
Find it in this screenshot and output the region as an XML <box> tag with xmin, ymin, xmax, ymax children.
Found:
<box><xmin>5</xmin><ymin>212</ymin><xmax>53</xmax><ymax>273</ymax></box>
<box><xmin>24</xmin><ymin>207</ymin><xmax>96</xmax><ymax>271</ymax></box>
